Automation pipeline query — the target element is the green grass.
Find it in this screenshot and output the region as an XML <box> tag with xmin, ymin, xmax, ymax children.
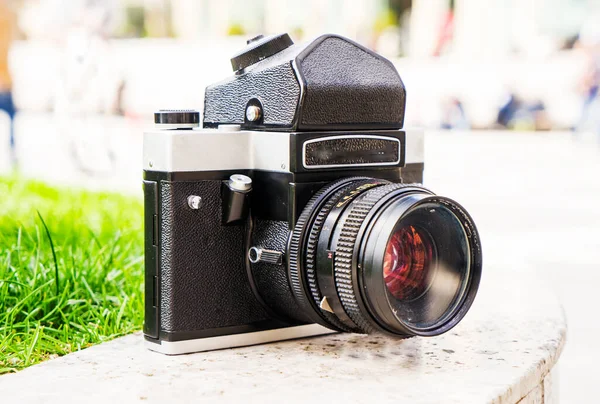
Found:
<box><xmin>0</xmin><ymin>177</ymin><xmax>143</xmax><ymax>374</ymax></box>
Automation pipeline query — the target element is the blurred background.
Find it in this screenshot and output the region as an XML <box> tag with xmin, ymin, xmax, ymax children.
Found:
<box><xmin>0</xmin><ymin>0</ymin><xmax>599</xmax><ymax>401</ymax></box>
<box><xmin>0</xmin><ymin>0</ymin><xmax>599</xmax><ymax>186</ymax></box>
<box><xmin>1</xmin><ymin>0</ymin><xmax>599</xmax><ymax>183</ymax></box>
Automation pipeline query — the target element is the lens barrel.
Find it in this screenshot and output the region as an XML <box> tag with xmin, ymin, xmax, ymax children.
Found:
<box><xmin>288</xmin><ymin>178</ymin><xmax>482</xmax><ymax>337</ymax></box>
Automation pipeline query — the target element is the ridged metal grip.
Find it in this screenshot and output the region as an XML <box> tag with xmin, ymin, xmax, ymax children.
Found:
<box><xmin>248</xmin><ymin>247</ymin><xmax>283</xmax><ymax>265</ymax></box>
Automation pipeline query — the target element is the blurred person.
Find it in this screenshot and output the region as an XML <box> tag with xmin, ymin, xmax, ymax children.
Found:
<box><xmin>0</xmin><ymin>1</ymin><xmax>16</xmax><ymax>165</ymax></box>
<box><xmin>576</xmin><ymin>12</ymin><xmax>600</xmax><ymax>139</ymax></box>
<box><xmin>440</xmin><ymin>97</ymin><xmax>469</xmax><ymax>130</ymax></box>
<box><xmin>433</xmin><ymin>0</ymin><xmax>454</xmax><ymax>57</ymax></box>
<box><xmin>51</xmin><ymin>0</ymin><xmax>122</xmax><ymax>176</ymax></box>
<box><xmin>497</xmin><ymin>94</ymin><xmax>550</xmax><ymax>131</ymax></box>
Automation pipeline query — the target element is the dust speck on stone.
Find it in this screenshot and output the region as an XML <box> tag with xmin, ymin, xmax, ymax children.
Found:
<box><xmin>476</xmin><ymin>350</ymin><xmax>498</xmax><ymax>355</ymax></box>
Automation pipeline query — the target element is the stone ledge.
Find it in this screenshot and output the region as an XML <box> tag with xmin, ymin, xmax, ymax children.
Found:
<box><xmin>0</xmin><ymin>267</ymin><xmax>565</xmax><ymax>403</ymax></box>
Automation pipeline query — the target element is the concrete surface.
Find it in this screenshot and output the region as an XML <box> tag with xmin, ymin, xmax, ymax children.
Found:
<box><xmin>424</xmin><ymin>130</ymin><xmax>600</xmax><ymax>403</ymax></box>
<box><xmin>2</xmin><ymin>123</ymin><xmax>597</xmax><ymax>402</ymax></box>
<box><xmin>0</xmin><ymin>267</ymin><xmax>564</xmax><ymax>404</ymax></box>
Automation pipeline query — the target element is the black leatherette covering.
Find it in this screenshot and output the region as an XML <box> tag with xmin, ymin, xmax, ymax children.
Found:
<box><xmin>159</xmin><ymin>180</ymin><xmax>271</xmax><ymax>332</ymax></box>
<box><xmin>203</xmin><ymin>63</ymin><xmax>300</xmax><ymax>126</ymax></box>
<box><xmin>298</xmin><ymin>37</ymin><xmax>406</xmax><ymax>128</ymax></box>
<box><xmin>202</xmin><ymin>34</ymin><xmax>406</xmax><ymax>131</ymax></box>
<box><xmin>250</xmin><ymin>220</ymin><xmax>311</xmax><ymax>323</ymax></box>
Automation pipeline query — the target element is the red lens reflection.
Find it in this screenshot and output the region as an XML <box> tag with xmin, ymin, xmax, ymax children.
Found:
<box><xmin>383</xmin><ymin>226</ymin><xmax>433</xmax><ymax>301</ymax></box>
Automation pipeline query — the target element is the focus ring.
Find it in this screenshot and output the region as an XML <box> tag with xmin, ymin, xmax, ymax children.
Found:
<box><xmin>304</xmin><ymin>180</ymin><xmax>379</xmax><ymax>333</ymax></box>
<box><xmin>334</xmin><ymin>183</ymin><xmax>417</xmax><ymax>334</ymax></box>
<box><xmin>288</xmin><ymin>177</ymin><xmax>370</xmax><ymax>330</ymax></box>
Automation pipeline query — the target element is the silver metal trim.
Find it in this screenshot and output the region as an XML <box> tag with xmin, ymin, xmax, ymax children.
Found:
<box><xmin>143</xmin><ymin>128</ymin><xmax>291</xmax><ymax>173</ymax></box>
<box><xmin>404</xmin><ymin>129</ymin><xmax>425</xmax><ymax>165</ymax></box>
<box><xmin>302</xmin><ymin>135</ymin><xmax>402</xmax><ymax>170</ymax></box>
<box><xmin>246</xmin><ymin>105</ymin><xmax>262</xmax><ymax>122</ymax></box>
<box><xmin>187</xmin><ymin>195</ymin><xmax>202</xmax><ymax>210</ymax></box>
<box><xmin>320</xmin><ymin>297</ymin><xmax>334</xmax><ymax>313</ymax></box>
<box><xmin>218</xmin><ymin>124</ymin><xmax>241</xmax><ymax>132</ymax></box>
<box><xmin>248</xmin><ymin>246</ymin><xmax>261</xmax><ymax>264</ymax></box>
<box><xmin>248</xmin><ymin>247</ymin><xmax>283</xmax><ymax>265</ymax></box>
<box><xmin>143</xmin><ymin>128</ymin><xmax>423</xmax><ymax>173</ymax></box>
<box><xmin>154</xmin><ymin>123</ymin><xmax>199</xmax><ymax>130</ymax></box>
<box><xmin>229</xmin><ymin>174</ymin><xmax>252</xmax><ymax>191</ymax></box>
<box><xmin>145</xmin><ymin>324</ymin><xmax>336</xmax><ymax>355</ymax></box>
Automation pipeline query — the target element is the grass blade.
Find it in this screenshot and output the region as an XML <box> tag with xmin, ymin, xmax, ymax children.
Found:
<box><xmin>24</xmin><ymin>324</ymin><xmax>42</xmax><ymax>366</ymax></box>
<box><xmin>36</xmin><ymin>211</ymin><xmax>60</xmax><ymax>297</ymax></box>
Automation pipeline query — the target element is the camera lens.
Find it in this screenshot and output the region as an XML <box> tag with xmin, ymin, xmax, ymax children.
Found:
<box><xmin>288</xmin><ymin>178</ymin><xmax>482</xmax><ymax>337</ymax></box>
<box><xmin>383</xmin><ymin>225</ymin><xmax>434</xmax><ymax>302</ymax></box>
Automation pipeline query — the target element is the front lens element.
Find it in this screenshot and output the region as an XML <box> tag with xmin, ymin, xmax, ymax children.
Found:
<box><xmin>382</xmin><ymin>202</ymin><xmax>471</xmax><ymax>332</ymax></box>
<box><xmin>383</xmin><ymin>226</ymin><xmax>434</xmax><ymax>301</ymax></box>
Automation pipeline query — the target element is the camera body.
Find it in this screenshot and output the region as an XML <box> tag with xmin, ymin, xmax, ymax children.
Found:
<box><xmin>143</xmin><ymin>34</ymin><xmax>467</xmax><ymax>356</ymax></box>
<box><xmin>143</xmin><ymin>126</ymin><xmax>424</xmax><ymax>354</ymax></box>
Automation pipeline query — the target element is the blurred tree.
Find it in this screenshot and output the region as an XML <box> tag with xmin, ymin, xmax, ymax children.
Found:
<box><xmin>291</xmin><ymin>26</ymin><xmax>304</xmax><ymax>41</ymax></box>
<box><xmin>0</xmin><ymin>0</ymin><xmax>17</xmax><ymax>165</ymax></box>
<box><xmin>144</xmin><ymin>0</ymin><xmax>174</xmax><ymax>38</ymax></box>
<box><xmin>227</xmin><ymin>22</ymin><xmax>246</xmax><ymax>36</ymax></box>
<box><xmin>374</xmin><ymin>8</ymin><xmax>398</xmax><ymax>34</ymax></box>
<box><xmin>121</xmin><ymin>6</ymin><xmax>147</xmax><ymax>38</ymax></box>
<box><xmin>389</xmin><ymin>0</ymin><xmax>412</xmax><ymax>18</ymax></box>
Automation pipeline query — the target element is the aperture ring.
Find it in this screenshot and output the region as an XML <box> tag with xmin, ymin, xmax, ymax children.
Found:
<box><xmin>334</xmin><ymin>183</ymin><xmax>421</xmax><ymax>334</ymax></box>
<box><xmin>304</xmin><ymin>180</ymin><xmax>380</xmax><ymax>333</ymax></box>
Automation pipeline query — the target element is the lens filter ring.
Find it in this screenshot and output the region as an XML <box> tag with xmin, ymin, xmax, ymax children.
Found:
<box><xmin>366</xmin><ymin>196</ymin><xmax>482</xmax><ymax>334</ymax></box>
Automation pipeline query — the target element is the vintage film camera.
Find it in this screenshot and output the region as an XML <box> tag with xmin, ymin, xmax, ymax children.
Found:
<box><xmin>143</xmin><ymin>34</ymin><xmax>482</xmax><ymax>354</ymax></box>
